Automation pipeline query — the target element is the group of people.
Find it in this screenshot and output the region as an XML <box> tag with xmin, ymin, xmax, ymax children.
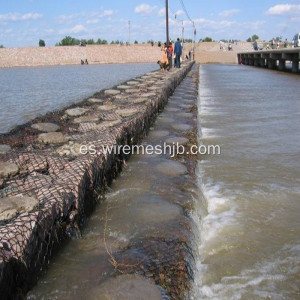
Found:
<box><xmin>80</xmin><ymin>59</ymin><xmax>88</xmax><ymax>65</ymax></box>
<box><xmin>161</xmin><ymin>38</ymin><xmax>183</xmax><ymax>71</ymax></box>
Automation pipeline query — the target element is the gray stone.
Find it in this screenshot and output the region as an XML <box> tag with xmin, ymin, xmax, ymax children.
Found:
<box><xmin>171</xmin><ymin>124</ymin><xmax>193</xmax><ymax>131</ymax></box>
<box><xmin>97</xmin><ymin>105</ymin><xmax>117</xmax><ymax>111</ymax></box>
<box><xmin>141</xmin><ymin>93</ymin><xmax>156</xmax><ymax>98</ymax></box>
<box><xmin>156</xmin><ymin>160</ymin><xmax>188</xmax><ymax>176</ymax></box>
<box><xmin>88</xmin><ymin>98</ymin><xmax>104</xmax><ymax>104</ymax></box>
<box><xmin>125</xmin><ymin>88</ymin><xmax>140</xmax><ymax>93</ymax></box>
<box><xmin>126</xmin><ymin>81</ymin><xmax>139</xmax><ymax>85</ymax></box>
<box><xmin>65</xmin><ymin>107</ymin><xmax>88</xmax><ymax>117</ymax></box>
<box><xmin>87</xmin><ymin>275</ymin><xmax>162</xmax><ymax>300</ymax></box>
<box><xmin>165</xmin><ymin>107</ymin><xmax>179</xmax><ymax>112</ymax></box>
<box><xmin>129</xmin><ymin>98</ymin><xmax>148</xmax><ymax>104</ymax></box>
<box><xmin>73</xmin><ymin>115</ymin><xmax>100</xmax><ymax>124</ymax></box>
<box><xmin>150</xmin><ymin>130</ymin><xmax>170</xmax><ymax>138</ymax></box>
<box><xmin>114</xmin><ymin>94</ymin><xmax>128</xmax><ymax>100</ymax></box>
<box><xmin>38</xmin><ymin>132</ymin><xmax>69</xmax><ymax>144</ymax></box>
<box><xmin>104</xmin><ymin>89</ymin><xmax>120</xmax><ymax>95</ymax></box>
<box><xmin>31</xmin><ymin>122</ymin><xmax>59</xmax><ymax>132</ymax></box>
<box><xmin>0</xmin><ymin>144</ymin><xmax>11</xmax><ymax>155</ymax></box>
<box><xmin>176</xmin><ymin>112</ymin><xmax>194</xmax><ymax>118</ymax></box>
<box><xmin>117</xmin><ymin>85</ymin><xmax>131</xmax><ymax>90</ymax></box>
<box><xmin>0</xmin><ymin>194</ymin><xmax>39</xmax><ymax>221</ymax></box>
<box><xmin>0</xmin><ymin>161</ymin><xmax>19</xmax><ymax>179</ymax></box>
<box><xmin>116</xmin><ymin>109</ymin><xmax>138</xmax><ymax>117</ymax></box>
<box><xmin>96</xmin><ymin>120</ymin><xmax>122</xmax><ymax>129</ymax></box>
<box><xmin>56</xmin><ymin>142</ymin><xmax>82</xmax><ymax>157</ymax></box>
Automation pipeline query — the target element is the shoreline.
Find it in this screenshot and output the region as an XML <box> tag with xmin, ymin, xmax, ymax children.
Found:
<box><xmin>0</xmin><ymin>42</ymin><xmax>241</xmax><ymax>68</ymax></box>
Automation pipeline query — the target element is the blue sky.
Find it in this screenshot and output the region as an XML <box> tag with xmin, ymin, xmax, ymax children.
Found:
<box><xmin>0</xmin><ymin>0</ymin><xmax>300</xmax><ymax>47</ymax></box>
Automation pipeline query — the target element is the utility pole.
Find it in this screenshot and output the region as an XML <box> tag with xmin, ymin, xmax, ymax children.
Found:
<box><xmin>181</xmin><ymin>20</ymin><xmax>184</xmax><ymax>44</ymax></box>
<box><xmin>128</xmin><ymin>20</ymin><xmax>131</xmax><ymax>45</ymax></box>
<box><xmin>193</xmin><ymin>21</ymin><xmax>196</xmax><ymax>59</ymax></box>
<box><xmin>166</xmin><ymin>0</ymin><xmax>169</xmax><ymax>46</ymax></box>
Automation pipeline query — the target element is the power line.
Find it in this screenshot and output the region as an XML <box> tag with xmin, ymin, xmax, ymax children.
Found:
<box><xmin>178</xmin><ymin>0</ymin><xmax>193</xmax><ymax>23</ymax></box>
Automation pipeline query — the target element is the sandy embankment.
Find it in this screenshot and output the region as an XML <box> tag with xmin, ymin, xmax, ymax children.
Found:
<box><xmin>0</xmin><ymin>42</ymin><xmax>253</xmax><ymax>68</ymax></box>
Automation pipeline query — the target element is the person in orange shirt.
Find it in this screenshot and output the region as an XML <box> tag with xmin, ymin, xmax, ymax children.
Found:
<box><xmin>168</xmin><ymin>42</ymin><xmax>173</xmax><ymax>69</ymax></box>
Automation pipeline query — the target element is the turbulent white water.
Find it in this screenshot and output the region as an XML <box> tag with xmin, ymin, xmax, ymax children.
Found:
<box><xmin>193</xmin><ymin>65</ymin><xmax>300</xmax><ymax>299</ymax></box>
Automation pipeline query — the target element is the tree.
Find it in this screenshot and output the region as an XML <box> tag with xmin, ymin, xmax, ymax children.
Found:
<box><xmin>39</xmin><ymin>39</ymin><xmax>45</xmax><ymax>47</ymax></box>
<box><xmin>203</xmin><ymin>37</ymin><xmax>213</xmax><ymax>42</ymax></box>
<box><xmin>246</xmin><ymin>37</ymin><xmax>252</xmax><ymax>42</ymax></box>
<box><xmin>251</xmin><ymin>34</ymin><xmax>259</xmax><ymax>41</ymax></box>
<box><xmin>134</xmin><ymin>40</ymin><xmax>138</xmax><ymax>44</ymax></box>
<box><xmin>87</xmin><ymin>39</ymin><xmax>95</xmax><ymax>45</ymax></box>
<box><xmin>56</xmin><ymin>36</ymin><xmax>80</xmax><ymax>46</ymax></box>
<box><xmin>0</xmin><ymin>45</ymin><xmax>4</xmax><ymax>48</ymax></box>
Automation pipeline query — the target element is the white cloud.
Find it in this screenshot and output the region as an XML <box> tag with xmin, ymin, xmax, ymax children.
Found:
<box><xmin>175</xmin><ymin>10</ymin><xmax>184</xmax><ymax>18</ymax></box>
<box><xmin>219</xmin><ymin>9</ymin><xmax>240</xmax><ymax>18</ymax></box>
<box><xmin>58</xmin><ymin>14</ymin><xmax>78</xmax><ymax>24</ymax></box>
<box><xmin>0</xmin><ymin>12</ymin><xmax>43</xmax><ymax>22</ymax></box>
<box><xmin>134</xmin><ymin>4</ymin><xmax>157</xmax><ymax>15</ymax></box>
<box><xmin>87</xmin><ymin>19</ymin><xmax>99</xmax><ymax>24</ymax></box>
<box><xmin>59</xmin><ymin>24</ymin><xmax>88</xmax><ymax>35</ymax></box>
<box><xmin>158</xmin><ymin>8</ymin><xmax>165</xmax><ymax>17</ymax></box>
<box><xmin>266</xmin><ymin>4</ymin><xmax>300</xmax><ymax>15</ymax></box>
<box><xmin>100</xmin><ymin>10</ymin><xmax>115</xmax><ymax>17</ymax></box>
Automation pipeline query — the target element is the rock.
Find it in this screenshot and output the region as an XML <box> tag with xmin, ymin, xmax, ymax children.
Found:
<box><xmin>116</xmin><ymin>108</ymin><xmax>138</xmax><ymax>117</ymax></box>
<box><xmin>0</xmin><ymin>194</ymin><xmax>39</xmax><ymax>221</ymax></box>
<box><xmin>56</xmin><ymin>142</ymin><xmax>82</xmax><ymax>157</ymax></box>
<box><xmin>73</xmin><ymin>115</ymin><xmax>100</xmax><ymax>124</ymax></box>
<box><xmin>95</xmin><ymin>120</ymin><xmax>122</xmax><ymax>129</ymax></box>
<box><xmin>125</xmin><ymin>89</ymin><xmax>140</xmax><ymax>93</ymax></box>
<box><xmin>87</xmin><ymin>275</ymin><xmax>162</xmax><ymax>300</ymax></box>
<box><xmin>0</xmin><ymin>161</ymin><xmax>19</xmax><ymax>179</ymax></box>
<box><xmin>129</xmin><ymin>98</ymin><xmax>148</xmax><ymax>104</ymax></box>
<box><xmin>150</xmin><ymin>130</ymin><xmax>170</xmax><ymax>138</ymax></box>
<box><xmin>117</xmin><ymin>85</ymin><xmax>131</xmax><ymax>90</ymax></box>
<box><xmin>65</xmin><ymin>107</ymin><xmax>88</xmax><ymax>117</ymax></box>
<box><xmin>165</xmin><ymin>107</ymin><xmax>179</xmax><ymax>112</ymax></box>
<box><xmin>126</xmin><ymin>81</ymin><xmax>139</xmax><ymax>85</ymax></box>
<box><xmin>97</xmin><ymin>105</ymin><xmax>117</xmax><ymax>111</ymax></box>
<box><xmin>104</xmin><ymin>89</ymin><xmax>120</xmax><ymax>96</ymax></box>
<box><xmin>141</xmin><ymin>93</ymin><xmax>156</xmax><ymax>98</ymax></box>
<box><xmin>38</xmin><ymin>132</ymin><xmax>69</xmax><ymax>144</ymax></box>
<box><xmin>31</xmin><ymin>122</ymin><xmax>59</xmax><ymax>132</ymax></box>
<box><xmin>0</xmin><ymin>144</ymin><xmax>11</xmax><ymax>155</ymax></box>
<box><xmin>156</xmin><ymin>160</ymin><xmax>188</xmax><ymax>176</ymax></box>
<box><xmin>88</xmin><ymin>98</ymin><xmax>104</xmax><ymax>104</ymax></box>
<box><xmin>176</xmin><ymin>112</ymin><xmax>193</xmax><ymax>118</ymax></box>
<box><xmin>171</xmin><ymin>124</ymin><xmax>193</xmax><ymax>131</ymax></box>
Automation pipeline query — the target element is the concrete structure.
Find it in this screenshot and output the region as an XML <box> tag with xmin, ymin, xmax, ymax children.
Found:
<box><xmin>238</xmin><ymin>48</ymin><xmax>300</xmax><ymax>73</ymax></box>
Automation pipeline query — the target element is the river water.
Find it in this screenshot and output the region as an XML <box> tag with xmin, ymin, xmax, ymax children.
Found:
<box><xmin>0</xmin><ymin>63</ymin><xmax>157</xmax><ymax>134</ymax></box>
<box><xmin>193</xmin><ymin>65</ymin><xmax>300</xmax><ymax>299</ymax></box>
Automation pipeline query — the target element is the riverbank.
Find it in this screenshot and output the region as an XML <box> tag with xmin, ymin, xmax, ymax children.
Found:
<box><xmin>0</xmin><ymin>62</ymin><xmax>196</xmax><ymax>299</ymax></box>
<box><xmin>0</xmin><ymin>42</ymin><xmax>249</xmax><ymax>68</ymax></box>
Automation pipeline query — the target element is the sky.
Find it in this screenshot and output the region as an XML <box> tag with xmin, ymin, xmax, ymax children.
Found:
<box><xmin>0</xmin><ymin>0</ymin><xmax>300</xmax><ymax>47</ymax></box>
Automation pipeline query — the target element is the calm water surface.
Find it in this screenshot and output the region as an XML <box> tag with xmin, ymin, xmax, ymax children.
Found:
<box><xmin>0</xmin><ymin>63</ymin><xmax>157</xmax><ymax>133</ymax></box>
<box><xmin>193</xmin><ymin>65</ymin><xmax>300</xmax><ymax>299</ymax></box>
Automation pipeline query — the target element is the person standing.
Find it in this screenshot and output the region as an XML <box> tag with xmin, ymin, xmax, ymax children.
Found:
<box><xmin>167</xmin><ymin>42</ymin><xmax>173</xmax><ymax>69</ymax></box>
<box><xmin>174</xmin><ymin>38</ymin><xmax>182</xmax><ymax>68</ymax></box>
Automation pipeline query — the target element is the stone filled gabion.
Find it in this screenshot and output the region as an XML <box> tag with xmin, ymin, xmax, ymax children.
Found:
<box><xmin>0</xmin><ymin>62</ymin><xmax>194</xmax><ymax>299</ymax></box>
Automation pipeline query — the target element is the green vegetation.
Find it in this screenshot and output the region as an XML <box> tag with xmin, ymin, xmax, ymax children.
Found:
<box><xmin>39</xmin><ymin>39</ymin><xmax>45</xmax><ymax>47</ymax></box>
<box><xmin>0</xmin><ymin>45</ymin><xmax>4</xmax><ymax>48</ymax></box>
<box><xmin>202</xmin><ymin>37</ymin><xmax>213</xmax><ymax>42</ymax></box>
<box><xmin>56</xmin><ymin>36</ymin><xmax>108</xmax><ymax>46</ymax></box>
<box><xmin>247</xmin><ymin>34</ymin><xmax>259</xmax><ymax>42</ymax></box>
